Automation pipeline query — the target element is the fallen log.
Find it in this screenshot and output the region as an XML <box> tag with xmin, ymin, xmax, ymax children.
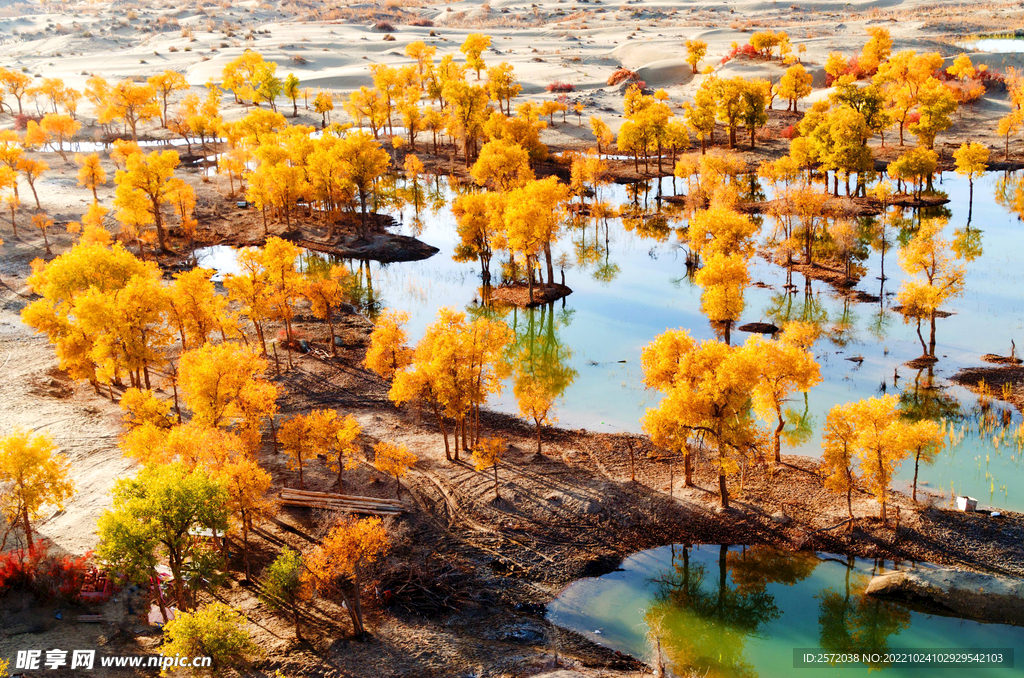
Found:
<box><xmin>278</xmin><ymin>489</ymin><xmax>407</xmax><ymax>516</ymax></box>
<box><xmin>279</xmin><ymin>488</ymin><xmax>405</xmax><ymax>507</ymax></box>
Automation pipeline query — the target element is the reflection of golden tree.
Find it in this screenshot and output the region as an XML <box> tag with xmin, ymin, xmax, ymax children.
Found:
<box><xmin>765</xmin><ymin>283</ymin><xmax>828</xmax><ymax>342</ymax></box>
<box><xmin>995</xmin><ymin>173</ymin><xmax>1024</xmax><ymax>221</ymax></box>
<box><xmin>726</xmin><ymin>545</ymin><xmax>818</xmax><ymax>594</ymax></box>
<box><xmin>645</xmin><ymin>545</ymin><xmax>792</xmax><ymax>678</ymax></box>
<box><xmin>512</xmin><ymin>303</ymin><xmax>577</xmax><ymax>456</ymax></box>
<box><xmin>895</xmin><ymin>217</ymin><xmax>965</xmax><ymax>359</ymax></box>
<box><xmin>816</xmin><ymin>558</ymin><xmax>911</xmax><ymax>670</ymax></box>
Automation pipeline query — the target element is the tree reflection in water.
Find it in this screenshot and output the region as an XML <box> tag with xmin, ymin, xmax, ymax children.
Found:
<box><xmin>644</xmin><ymin>545</ymin><xmax>814</xmax><ymax>677</ymax></box>
<box><xmin>816</xmin><ymin>556</ymin><xmax>911</xmax><ymax>670</ymax></box>
<box><xmin>642</xmin><ymin>545</ymin><xmax>913</xmax><ymax>677</ymax></box>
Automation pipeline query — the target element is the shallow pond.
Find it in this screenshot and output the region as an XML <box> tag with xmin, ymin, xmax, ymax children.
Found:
<box><xmin>195</xmin><ymin>170</ymin><xmax>1024</xmax><ymax>512</ymax></box>
<box><xmin>547</xmin><ymin>543</ymin><xmax>1024</xmax><ymax>677</ymax></box>
<box><xmin>957</xmin><ymin>35</ymin><xmax>1024</xmax><ymax>53</ymax></box>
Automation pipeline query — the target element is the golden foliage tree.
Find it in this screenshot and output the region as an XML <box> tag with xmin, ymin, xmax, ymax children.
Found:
<box><xmin>113</xmin><ymin>149</ymin><xmax>180</xmax><ymax>253</ymax></box>
<box><xmin>303</xmin><ymin>264</ymin><xmax>349</xmax><ymax>355</ymax></box>
<box><xmin>471</xmin><ymin>437</ymin><xmax>506</xmax><ymax>499</ymax></box>
<box><xmin>75</xmin><ymin>152</ymin><xmax>107</xmax><ymax>203</ymax></box>
<box><xmin>953</xmin><ymin>141</ymin><xmax>989</xmax><ymax>221</ymax></box>
<box><xmin>373</xmin><ymin>440</ymin><xmax>417</xmax><ymax>498</ymax></box>
<box><xmin>0</xmin><ymin>428</ymin><xmax>75</xmax><ymax>547</ymax></box>
<box><xmin>224</xmin><ymin>247</ymin><xmax>274</xmax><ymax>355</ymax></box>
<box><xmin>641</xmin><ymin>331</ymin><xmax>766</xmax><ymax>507</ymax></box>
<box><xmin>822</xmin><ymin>401</ymin><xmax>860</xmax><ymax>520</ymax></box>
<box><xmin>178</xmin><ymin>342</ymin><xmax>271</xmax><ymax>428</ymax></box>
<box><xmin>21</xmin><ymin>239</ymin><xmax>153</xmax><ymax>393</ymax></box>
<box><xmin>103</xmin><ymin>80</ymin><xmax>160</xmax><ymax>141</ymax></box>
<box><xmin>460</xmin><ymin>34</ymin><xmax>491</xmax><ymax>80</ymax></box>
<box><xmin>219</xmin><ymin>456</ymin><xmax>274</xmax><ymax>578</ymax></box>
<box><xmin>302</xmin><ymin>516</ymin><xmax>390</xmax><ymax>638</ymax></box>
<box><xmin>895</xmin><ymin>217</ymin><xmax>965</xmax><ymax>358</ymax></box>
<box><xmin>747</xmin><ymin>334</ymin><xmax>821</xmax><ymax>463</ymax></box>
<box><xmin>390</xmin><ymin>308</ymin><xmax>513</xmax><ymax>461</ymax></box>
<box><xmin>39</xmin><ymin>113</ymin><xmax>80</xmax><ymax>160</ymax></box>
<box><xmin>167</xmin><ymin>267</ymin><xmax>230</xmax><ymax>350</ymax></box>
<box><xmin>16</xmin><ymin>157</ymin><xmax>47</xmax><ymax>210</ymax></box>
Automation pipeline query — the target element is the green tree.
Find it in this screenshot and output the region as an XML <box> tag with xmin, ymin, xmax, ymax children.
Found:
<box><xmin>259</xmin><ymin>547</ymin><xmax>307</xmax><ymax>641</ymax></box>
<box><xmin>161</xmin><ymin>602</ymin><xmax>263</xmax><ymax>674</ymax></box>
<box><xmin>97</xmin><ymin>463</ymin><xmax>229</xmax><ymax>618</ymax></box>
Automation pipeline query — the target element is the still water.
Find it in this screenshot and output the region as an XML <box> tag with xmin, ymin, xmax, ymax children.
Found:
<box><xmin>957</xmin><ymin>36</ymin><xmax>1024</xmax><ymax>53</ymax></box>
<box><xmin>547</xmin><ymin>543</ymin><xmax>1024</xmax><ymax>677</ymax></box>
<box><xmin>195</xmin><ymin>170</ymin><xmax>1024</xmax><ymax>512</ymax></box>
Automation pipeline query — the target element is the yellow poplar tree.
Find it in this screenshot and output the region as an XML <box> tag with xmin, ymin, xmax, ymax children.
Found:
<box><xmin>847</xmin><ymin>395</ymin><xmax>906</xmax><ymax>521</ymax></box>
<box><xmin>224</xmin><ymin>248</ymin><xmax>274</xmax><ymax>355</ymax></box>
<box><xmin>641</xmin><ymin>331</ymin><xmax>766</xmax><ymax>508</ymax></box>
<box><xmin>373</xmin><ymin>441</ymin><xmax>417</xmax><ymax>498</ymax></box>
<box><xmin>114</xmin><ymin>150</ymin><xmax>180</xmax><ymax>253</ymax></box>
<box><xmin>747</xmin><ymin>334</ymin><xmax>822</xmax><ymax>463</ymax></box>
<box><xmin>166</xmin><ymin>267</ymin><xmax>230</xmax><ymax>350</ymax></box>
<box><xmin>301</xmin><ymin>516</ymin><xmax>389</xmax><ymax>638</ymax></box>
<box><xmin>822</xmin><ymin>401</ymin><xmax>859</xmax><ymax>520</ymax></box>
<box><xmin>303</xmin><ymin>264</ymin><xmax>350</xmax><ymax>355</ymax></box>
<box><xmin>219</xmin><ymin>456</ymin><xmax>273</xmax><ymax>579</ymax></box>
<box><xmin>364</xmin><ymin>309</ymin><xmax>413</xmax><ymax>381</ymax></box>
<box><xmin>75</xmin><ymin>153</ymin><xmax>107</xmax><ymax>202</ymax></box>
<box><xmin>178</xmin><ymin>342</ymin><xmax>270</xmax><ymax>427</ymax></box>
<box><xmin>39</xmin><ymin>113</ymin><xmax>80</xmax><ymax>160</ymax></box>
<box><xmin>471</xmin><ymin>437</ymin><xmax>506</xmax><ymax>499</ymax></box>
<box><xmin>896</xmin><ymin>217</ymin><xmax>965</xmax><ymax>358</ymax></box>
<box><xmin>953</xmin><ymin>141</ymin><xmax>989</xmax><ymax>221</ymax></box>
<box><xmin>460</xmin><ymin>34</ymin><xmax>492</xmax><ymax>79</ymax></box>
<box><xmin>390</xmin><ymin>308</ymin><xmax>512</xmax><ymax>461</ymax></box>
<box><xmin>0</xmin><ymin>428</ymin><xmax>75</xmax><ymax>547</ymax></box>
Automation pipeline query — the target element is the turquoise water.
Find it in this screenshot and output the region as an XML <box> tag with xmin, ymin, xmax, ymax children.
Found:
<box><xmin>195</xmin><ymin>170</ymin><xmax>1024</xmax><ymax>512</ymax></box>
<box><xmin>547</xmin><ymin>543</ymin><xmax>1024</xmax><ymax>677</ymax></box>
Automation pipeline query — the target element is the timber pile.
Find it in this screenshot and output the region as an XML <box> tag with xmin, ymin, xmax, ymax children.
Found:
<box><xmin>278</xmin><ymin>488</ymin><xmax>406</xmax><ymax>516</ymax></box>
<box><xmin>76</xmin><ymin>615</ymin><xmax>106</xmax><ymax>623</ymax></box>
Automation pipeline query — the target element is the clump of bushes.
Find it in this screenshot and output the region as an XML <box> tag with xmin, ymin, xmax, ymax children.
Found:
<box><xmin>375</xmin><ymin>20</ymin><xmax>396</xmax><ymax>32</ymax></box>
<box><xmin>0</xmin><ymin>541</ymin><xmax>93</xmax><ymax>603</ymax></box>
<box><xmin>546</xmin><ymin>81</ymin><xmax>575</xmax><ymax>93</ymax></box>
<box><xmin>607</xmin><ymin>67</ymin><xmax>639</xmax><ymax>86</ymax></box>
<box><xmin>13</xmin><ymin>114</ymin><xmax>42</xmax><ymax>131</ymax></box>
<box><xmin>720</xmin><ymin>43</ymin><xmax>758</xmax><ymax>64</ymax></box>
<box><xmin>824</xmin><ymin>55</ymin><xmax>871</xmax><ymax>86</ymax></box>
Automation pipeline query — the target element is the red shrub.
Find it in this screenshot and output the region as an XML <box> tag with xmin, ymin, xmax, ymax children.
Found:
<box><xmin>721</xmin><ymin>44</ymin><xmax>759</xmax><ymax>64</ymax></box>
<box><xmin>547</xmin><ymin>81</ymin><xmax>576</xmax><ymax>93</ymax></box>
<box><xmin>780</xmin><ymin>124</ymin><xmax>797</xmax><ymax>140</ymax></box>
<box><xmin>845</xmin><ymin>56</ymin><xmax>871</xmax><ymax>80</ymax></box>
<box><xmin>903</xmin><ymin>111</ymin><xmax>921</xmax><ymax>128</ymax></box>
<box><xmin>607</xmin><ymin>68</ymin><xmax>639</xmax><ymax>86</ymax></box>
<box><xmin>979</xmin><ymin>69</ymin><xmax>1006</xmax><ymax>89</ymax></box>
<box><xmin>0</xmin><ymin>540</ymin><xmax>92</xmax><ymax>602</ymax></box>
<box><xmin>13</xmin><ymin>113</ymin><xmax>41</xmax><ymax>131</ymax></box>
<box><xmin>824</xmin><ymin>55</ymin><xmax>875</xmax><ymax>86</ymax></box>
<box><xmin>275</xmin><ymin>328</ymin><xmax>307</xmax><ymax>350</ymax></box>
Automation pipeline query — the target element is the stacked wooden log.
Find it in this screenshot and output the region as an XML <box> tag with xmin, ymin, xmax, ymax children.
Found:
<box><xmin>278</xmin><ymin>488</ymin><xmax>406</xmax><ymax>516</ymax></box>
